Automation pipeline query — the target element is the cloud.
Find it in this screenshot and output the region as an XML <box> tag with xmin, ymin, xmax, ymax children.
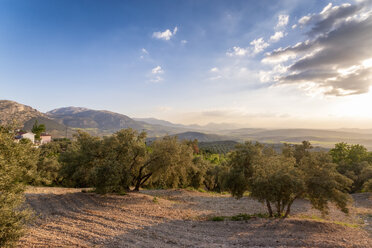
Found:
<box><xmin>181</xmin><ymin>40</ymin><xmax>188</xmax><ymax>45</ymax></box>
<box><xmin>210</xmin><ymin>67</ymin><xmax>219</xmax><ymax>72</ymax></box>
<box><xmin>151</xmin><ymin>66</ymin><xmax>164</xmax><ymax>74</ymax></box>
<box><xmin>263</xmin><ymin>1</ymin><xmax>372</xmax><ymax>96</ymax></box>
<box><xmin>250</xmin><ymin>38</ymin><xmax>269</xmax><ymax>54</ymax></box>
<box><xmin>150</xmin><ymin>76</ymin><xmax>163</xmax><ymax>83</ymax></box>
<box><xmin>152</xmin><ymin>27</ymin><xmax>178</xmax><ymax>40</ymax></box>
<box><xmin>276</xmin><ymin>14</ymin><xmax>289</xmax><ymax>29</ymax></box>
<box><xmin>269</xmin><ymin>31</ymin><xmax>284</xmax><ymax>42</ymax></box>
<box><xmin>149</xmin><ymin>66</ymin><xmax>164</xmax><ymax>82</ymax></box>
<box><xmin>226</xmin><ymin>46</ymin><xmax>249</xmax><ymax>56</ymax></box>
<box><xmin>140</xmin><ymin>48</ymin><xmax>149</xmax><ymax>59</ymax></box>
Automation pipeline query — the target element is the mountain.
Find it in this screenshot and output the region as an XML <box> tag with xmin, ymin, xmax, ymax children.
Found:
<box><xmin>0</xmin><ymin>100</ymin><xmax>46</xmax><ymax>127</ymax></box>
<box><xmin>0</xmin><ymin>100</ymin><xmax>68</xmax><ymax>137</ymax></box>
<box><xmin>3</xmin><ymin>100</ymin><xmax>372</xmax><ymax>150</ymax></box>
<box><xmin>47</xmin><ymin>107</ymin><xmax>143</xmax><ymax>130</ymax></box>
<box><xmin>47</xmin><ymin>107</ymin><xmax>189</xmax><ymax>137</ymax></box>
<box><xmin>134</xmin><ymin>117</ymin><xmax>185</xmax><ymax>129</ymax></box>
<box><xmin>135</xmin><ymin>117</ymin><xmax>242</xmax><ymax>131</ymax></box>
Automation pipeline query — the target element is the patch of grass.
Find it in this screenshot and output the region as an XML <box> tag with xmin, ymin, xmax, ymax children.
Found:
<box><xmin>185</xmin><ymin>187</ymin><xmax>230</xmax><ymax>196</ymax></box>
<box><xmin>152</xmin><ymin>196</ymin><xmax>159</xmax><ymax>203</ymax></box>
<box><xmin>209</xmin><ymin>213</ymin><xmax>271</xmax><ymax>222</ymax></box>
<box><xmin>210</xmin><ymin>216</ymin><xmax>225</xmax><ymax>221</ymax></box>
<box><xmin>333</xmin><ymin>221</ymin><xmax>359</xmax><ymax>228</ymax></box>
<box><xmin>297</xmin><ymin>215</ymin><xmax>360</xmax><ymax>228</ymax></box>
<box><xmin>231</xmin><ymin>213</ymin><xmax>252</xmax><ymax>221</ymax></box>
<box><xmin>81</xmin><ymin>189</ymin><xmax>95</xmax><ymax>193</ymax></box>
<box><xmin>117</xmin><ymin>190</ymin><xmax>127</xmax><ymax>196</ymax></box>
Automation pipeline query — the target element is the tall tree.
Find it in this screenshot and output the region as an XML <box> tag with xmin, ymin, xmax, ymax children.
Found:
<box><xmin>31</xmin><ymin>120</ymin><xmax>46</xmax><ymax>141</ymax></box>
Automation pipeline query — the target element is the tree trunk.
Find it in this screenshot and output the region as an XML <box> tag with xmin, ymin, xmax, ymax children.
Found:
<box><xmin>266</xmin><ymin>200</ymin><xmax>273</xmax><ymax>217</ymax></box>
<box><xmin>284</xmin><ymin>203</ymin><xmax>292</xmax><ymax>218</ymax></box>
<box><xmin>134</xmin><ymin>181</ymin><xmax>141</xmax><ymax>191</ymax></box>
<box><xmin>276</xmin><ymin>201</ymin><xmax>281</xmax><ymax>216</ymax></box>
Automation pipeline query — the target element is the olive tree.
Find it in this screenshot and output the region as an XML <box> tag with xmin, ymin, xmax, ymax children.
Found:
<box><xmin>226</xmin><ymin>141</ymin><xmax>352</xmax><ymax>217</ymax></box>
<box><xmin>330</xmin><ymin>142</ymin><xmax>372</xmax><ymax>192</ymax></box>
<box><xmin>0</xmin><ymin>128</ymin><xmax>37</xmax><ymax>247</ymax></box>
<box><xmin>135</xmin><ymin>136</ymin><xmax>194</xmax><ymax>190</ymax></box>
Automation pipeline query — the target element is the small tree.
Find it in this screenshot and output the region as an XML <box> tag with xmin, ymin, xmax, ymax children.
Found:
<box><xmin>31</xmin><ymin>120</ymin><xmax>46</xmax><ymax>141</ymax></box>
<box><xmin>249</xmin><ymin>156</ymin><xmax>304</xmax><ymax>217</ymax></box>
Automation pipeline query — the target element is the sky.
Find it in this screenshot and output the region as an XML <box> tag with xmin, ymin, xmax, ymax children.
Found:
<box><xmin>1</xmin><ymin>0</ymin><xmax>372</xmax><ymax>128</ymax></box>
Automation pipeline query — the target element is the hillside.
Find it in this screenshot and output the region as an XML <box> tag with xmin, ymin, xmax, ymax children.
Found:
<box><xmin>47</xmin><ymin>107</ymin><xmax>143</xmax><ymax>131</ymax></box>
<box><xmin>0</xmin><ymin>100</ymin><xmax>46</xmax><ymax>127</ymax></box>
<box><xmin>223</xmin><ymin>128</ymin><xmax>372</xmax><ymax>149</ymax></box>
<box><xmin>0</xmin><ymin>100</ymin><xmax>68</xmax><ymax>137</ymax></box>
<box><xmin>172</xmin><ymin>131</ymin><xmax>230</xmax><ymax>142</ymax></box>
<box><xmin>47</xmin><ymin>107</ymin><xmax>188</xmax><ymax>137</ymax></box>
<box><xmin>23</xmin><ymin>116</ymin><xmax>69</xmax><ymax>138</ymax></box>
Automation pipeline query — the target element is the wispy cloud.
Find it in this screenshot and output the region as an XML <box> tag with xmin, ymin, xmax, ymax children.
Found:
<box><xmin>152</xmin><ymin>27</ymin><xmax>178</xmax><ymax>40</ymax></box>
<box><xmin>226</xmin><ymin>14</ymin><xmax>289</xmax><ymax>57</ymax></box>
<box><xmin>149</xmin><ymin>66</ymin><xmax>164</xmax><ymax>82</ymax></box>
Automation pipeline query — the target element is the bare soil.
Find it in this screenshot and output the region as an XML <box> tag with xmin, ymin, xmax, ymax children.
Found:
<box><xmin>18</xmin><ymin>187</ymin><xmax>372</xmax><ymax>247</ymax></box>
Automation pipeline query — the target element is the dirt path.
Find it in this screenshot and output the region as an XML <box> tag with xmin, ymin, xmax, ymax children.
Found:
<box><xmin>18</xmin><ymin>187</ymin><xmax>371</xmax><ymax>247</ymax></box>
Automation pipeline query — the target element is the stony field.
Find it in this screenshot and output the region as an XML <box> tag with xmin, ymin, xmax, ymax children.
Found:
<box><xmin>18</xmin><ymin>187</ymin><xmax>372</xmax><ymax>247</ymax></box>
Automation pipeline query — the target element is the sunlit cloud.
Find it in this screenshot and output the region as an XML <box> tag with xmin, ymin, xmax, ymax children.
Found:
<box><xmin>263</xmin><ymin>0</ymin><xmax>372</xmax><ymax>96</ymax></box>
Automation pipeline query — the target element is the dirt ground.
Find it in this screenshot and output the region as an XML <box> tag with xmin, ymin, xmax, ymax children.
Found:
<box><xmin>18</xmin><ymin>187</ymin><xmax>372</xmax><ymax>247</ymax></box>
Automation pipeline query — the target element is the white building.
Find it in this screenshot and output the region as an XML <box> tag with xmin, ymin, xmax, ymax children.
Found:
<box><xmin>15</xmin><ymin>132</ymin><xmax>35</xmax><ymax>144</ymax></box>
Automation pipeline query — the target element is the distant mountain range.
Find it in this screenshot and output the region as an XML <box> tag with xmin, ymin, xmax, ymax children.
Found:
<box><xmin>2</xmin><ymin>99</ymin><xmax>372</xmax><ymax>149</ymax></box>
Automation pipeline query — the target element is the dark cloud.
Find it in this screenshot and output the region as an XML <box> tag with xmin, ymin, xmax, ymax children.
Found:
<box><xmin>264</xmin><ymin>1</ymin><xmax>372</xmax><ymax>96</ymax></box>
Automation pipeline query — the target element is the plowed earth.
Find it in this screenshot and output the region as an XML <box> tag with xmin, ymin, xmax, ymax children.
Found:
<box><xmin>18</xmin><ymin>187</ymin><xmax>372</xmax><ymax>247</ymax></box>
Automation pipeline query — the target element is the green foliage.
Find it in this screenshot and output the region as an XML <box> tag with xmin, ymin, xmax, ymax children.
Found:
<box><xmin>226</xmin><ymin>141</ymin><xmax>352</xmax><ymax>218</ymax></box>
<box><xmin>363</xmin><ymin>179</ymin><xmax>372</xmax><ymax>192</ymax></box>
<box><xmin>31</xmin><ymin>120</ymin><xmax>46</xmax><ymax>140</ymax></box>
<box><xmin>330</xmin><ymin>142</ymin><xmax>372</xmax><ymax>193</ymax></box>
<box><xmin>144</xmin><ymin>136</ymin><xmax>194</xmax><ymax>190</ymax></box>
<box><xmin>0</xmin><ymin>128</ymin><xmax>36</xmax><ymax>247</ymax></box>
<box><xmin>59</xmin><ymin>131</ymin><xmax>102</xmax><ymax>187</ymax></box>
<box><xmin>226</xmin><ymin>142</ymin><xmax>264</xmax><ymax>198</ymax></box>
<box><xmin>59</xmin><ymin>129</ymin><xmax>196</xmax><ymax>193</ymax></box>
<box><xmin>199</xmin><ymin>141</ymin><xmax>238</xmax><ymax>154</ymax></box>
<box><xmin>36</xmin><ymin>139</ymin><xmax>71</xmax><ymax>186</ymax></box>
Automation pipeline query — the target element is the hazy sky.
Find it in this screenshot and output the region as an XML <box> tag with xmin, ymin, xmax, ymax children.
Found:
<box><xmin>1</xmin><ymin>0</ymin><xmax>372</xmax><ymax>128</ymax></box>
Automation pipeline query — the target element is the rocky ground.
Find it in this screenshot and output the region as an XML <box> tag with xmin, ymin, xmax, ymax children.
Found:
<box><xmin>18</xmin><ymin>187</ymin><xmax>372</xmax><ymax>247</ymax></box>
